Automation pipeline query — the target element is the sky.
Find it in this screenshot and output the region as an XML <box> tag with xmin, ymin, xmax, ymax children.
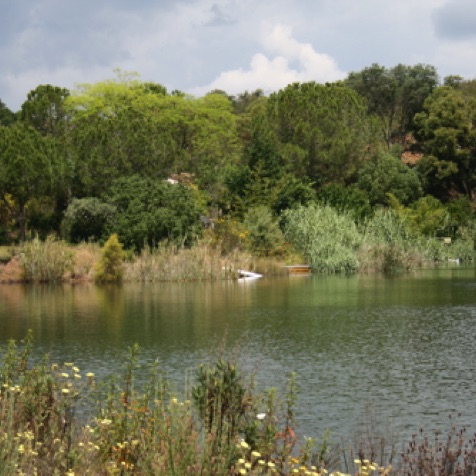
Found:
<box><xmin>2</xmin><ymin>0</ymin><xmax>476</xmax><ymax>111</ymax></box>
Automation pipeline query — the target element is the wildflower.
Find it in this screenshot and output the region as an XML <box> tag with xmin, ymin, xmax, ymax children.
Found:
<box><xmin>257</xmin><ymin>412</ymin><xmax>266</xmax><ymax>420</ymax></box>
<box><xmin>73</xmin><ymin>366</ymin><xmax>80</xmax><ymax>373</ymax></box>
<box><xmin>245</xmin><ymin>462</ymin><xmax>251</xmax><ymax>469</ymax></box>
<box><xmin>74</xmin><ymin>374</ymin><xmax>81</xmax><ymax>380</ymax></box>
<box><xmin>86</xmin><ymin>372</ymin><xmax>95</xmax><ymax>378</ymax></box>
<box><xmin>64</xmin><ymin>362</ymin><xmax>73</xmax><ymax>367</ymax></box>
<box><xmin>237</xmin><ymin>458</ymin><xmax>245</xmax><ymax>465</ymax></box>
<box><xmin>239</xmin><ymin>470</ymin><xmax>247</xmax><ymax>475</ymax></box>
<box><xmin>267</xmin><ymin>462</ymin><xmax>276</xmax><ymax>468</ymax></box>
<box><xmin>61</xmin><ymin>373</ymin><xmax>69</xmax><ymax>378</ymax></box>
<box><xmin>100</xmin><ymin>418</ymin><xmax>112</xmax><ymax>426</ymax></box>
<box><xmin>258</xmin><ymin>460</ymin><xmax>265</xmax><ymax>465</ymax></box>
<box><xmin>62</xmin><ymin>388</ymin><xmax>70</xmax><ymax>395</ymax></box>
<box><xmin>240</xmin><ymin>440</ymin><xmax>249</xmax><ymax>449</ymax></box>
<box><xmin>251</xmin><ymin>450</ymin><xmax>261</xmax><ymax>458</ymax></box>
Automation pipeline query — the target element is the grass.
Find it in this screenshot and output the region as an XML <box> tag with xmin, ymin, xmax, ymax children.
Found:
<box><xmin>0</xmin><ymin>334</ymin><xmax>474</xmax><ymax>475</ymax></box>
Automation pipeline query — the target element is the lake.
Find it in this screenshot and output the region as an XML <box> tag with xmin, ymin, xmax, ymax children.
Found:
<box><xmin>1</xmin><ymin>265</ymin><xmax>475</xmax><ymax>444</ymax></box>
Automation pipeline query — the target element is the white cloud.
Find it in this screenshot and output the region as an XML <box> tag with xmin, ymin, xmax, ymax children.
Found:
<box><xmin>192</xmin><ymin>23</ymin><xmax>346</xmax><ymax>96</ymax></box>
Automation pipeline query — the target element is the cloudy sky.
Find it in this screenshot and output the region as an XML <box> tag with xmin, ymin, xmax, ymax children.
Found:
<box><xmin>2</xmin><ymin>0</ymin><xmax>476</xmax><ymax>111</ymax></box>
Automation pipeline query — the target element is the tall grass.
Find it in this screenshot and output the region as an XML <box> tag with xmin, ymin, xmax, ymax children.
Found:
<box><xmin>124</xmin><ymin>241</ymin><xmax>287</xmax><ymax>282</ymax></box>
<box><xmin>20</xmin><ymin>235</ymin><xmax>74</xmax><ymax>282</ymax></box>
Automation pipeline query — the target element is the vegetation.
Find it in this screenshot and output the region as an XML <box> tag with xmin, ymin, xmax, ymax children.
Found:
<box><xmin>94</xmin><ymin>234</ymin><xmax>125</xmax><ymax>283</ymax></box>
<box><xmin>0</xmin><ymin>335</ymin><xmax>474</xmax><ymax>475</ymax></box>
<box><xmin>0</xmin><ymin>64</ymin><xmax>475</xmax><ymax>276</ymax></box>
<box><xmin>20</xmin><ymin>235</ymin><xmax>74</xmax><ymax>283</ymax></box>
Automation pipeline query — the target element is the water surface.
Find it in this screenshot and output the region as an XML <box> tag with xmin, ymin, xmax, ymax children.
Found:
<box><xmin>1</xmin><ymin>265</ymin><xmax>475</xmax><ymax>440</ymax></box>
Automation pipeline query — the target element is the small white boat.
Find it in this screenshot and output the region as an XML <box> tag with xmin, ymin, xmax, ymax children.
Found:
<box><xmin>237</xmin><ymin>269</ymin><xmax>263</xmax><ymax>280</ymax></box>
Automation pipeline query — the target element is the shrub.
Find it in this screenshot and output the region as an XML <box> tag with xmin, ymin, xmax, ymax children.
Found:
<box><xmin>61</xmin><ymin>197</ymin><xmax>116</xmax><ymax>243</ymax></box>
<box><xmin>94</xmin><ymin>234</ymin><xmax>125</xmax><ymax>283</ymax></box>
<box><xmin>103</xmin><ymin>175</ymin><xmax>203</xmax><ymax>251</ymax></box>
<box><xmin>243</xmin><ymin>206</ymin><xmax>285</xmax><ymax>257</ymax></box>
<box><xmin>20</xmin><ymin>235</ymin><xmax>74</xmax><ymax>282</ymax></box>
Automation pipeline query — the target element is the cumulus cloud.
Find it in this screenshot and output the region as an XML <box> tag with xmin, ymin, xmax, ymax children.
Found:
<box><xmin>193</xmin><ymin>23</ymin><xmax>346</xmax><ymax>96</ymax></box>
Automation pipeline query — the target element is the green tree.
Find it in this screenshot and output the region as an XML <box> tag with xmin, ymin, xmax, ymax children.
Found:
<box><xmin>317</xmin><ymin>183</ymin><xmax>371</xmax><ymax>221</ymax></box>
<box><xmin>266</xmin><ymin>82</ymin><xmax>378</xmax><ymax>186</ymax></box>
<box><xmin>103</xmin><ymin>175</ymin><xmax>203</xmax><ymax>251</ymax></box>
<box><xmin>61</xmin><ymin>197</ymin><xmax>117</xmax><ymax>243</ymax></box>
<box><xmin>345</xmin><ymin>63</ymin><xmax>438</xmax><ymax>146</ymax></box>
<box><xmin>65</xmin><ymin>74</ymin><xmax>241</xmax><ymax>200</ymax></box>
<box><xmin>414</xmin><ymin>86</ymin><xmax>476</xmax><ymax>199</ymax></box>
<box><xmin>357</xmin><ymin>152</ymin><xmax>423</xmax><ymax>206</ymax></box>
<box><xmin>0</xmin><ymin>123</ymin><xmax>55</xmax><ymax>240</ymax></box>
<box><xmin>20</xmin><ymin>84</ymin><xmax>70</xmax><ymax>137</ymax></box>
<box><xmin>0</xmin><ymin>99</ymin><xmax>16</xmax><ymax>126</ymax></box>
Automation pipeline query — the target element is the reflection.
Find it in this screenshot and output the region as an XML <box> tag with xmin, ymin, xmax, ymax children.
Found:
<box><xmin>0</xmin><ymin>266</ymin><xmax>475</xmax><ymax>440</ymax></box>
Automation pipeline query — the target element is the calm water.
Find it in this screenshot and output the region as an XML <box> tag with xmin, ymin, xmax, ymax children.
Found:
<box><xmin>1</xmin><ymin>265</ymin><xmax>475</xmax><ymax>441</ymax></box>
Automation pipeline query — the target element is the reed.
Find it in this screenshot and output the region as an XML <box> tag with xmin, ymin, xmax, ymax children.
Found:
<box><xmin>19</xmin><ymin>235</ymin><xmax>74</xmax><ymax>282</ymax></box>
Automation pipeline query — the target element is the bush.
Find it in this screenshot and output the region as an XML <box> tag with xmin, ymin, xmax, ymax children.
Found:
<box><xmin>243</xmin><ymin>206</ymin><xmax>285</xmax><ymax>257</ymax></box>
<box><xmin>94</xmin><ymin>233</ymin><xmax>125</xmax><ymax>283</ymax></box>
<box><xmin>61</xmin><ymin>197</ymin><xmax>116</xmax><ymax>243</ymax></box>
<box><xmin>103</xmin><ymin>175</ymin><xmax>203</xmax><ymax>251</ymax></box>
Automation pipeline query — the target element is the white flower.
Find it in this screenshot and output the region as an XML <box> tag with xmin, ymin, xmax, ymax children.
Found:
<box><xmin>257</xmin><ymin>413</ymin><xmax>266</xmax><ymax>420</ymax></box>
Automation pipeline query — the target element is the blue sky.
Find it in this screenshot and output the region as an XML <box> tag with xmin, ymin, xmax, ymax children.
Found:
<box><xmin>2</xmin><ymin>0</ymin><xmax>476</xmax><ymax>111</ymax></box>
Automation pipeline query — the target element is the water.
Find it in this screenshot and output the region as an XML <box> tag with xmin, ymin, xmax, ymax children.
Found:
<box><xmin>1</xmin><ymin>265</ymin><xmax>475</xmax><ymax>442</ymax></box>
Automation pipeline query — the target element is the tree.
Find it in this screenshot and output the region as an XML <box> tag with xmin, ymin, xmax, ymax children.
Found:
<box><xmin>65</xmin><ymin>74</ymin><xmax>241</xmax><ymax>199</ymax></box>
<box><xmin>0</xmin><ymin>123</ymin><xmax>55</xmax><ymax>240</ymax></box>
<box><xmin>20</xmin><ymin>84</ymin><xmax>70</xmax><ymax>136</ymax></box>
<box><xmin>61</xmin><ymin>198</ymin><xmax>117</xmax><ymax>243</ymax></box>
<box><xmin>103</xmin><ymin>175</ymin><xmax>203</xmax><ymax>250</ymax></box>
<box><xmin>345</xmin><ymin>63</ymin><xmax>439</xmax><ymax>146</ymax></box>
<box><xmin>0</xmin><ymin>99</ymin><xmax>16</xmax><ymax>126</ymax></box>
<box><xmin>414</xmin><ymin>86</ymin><xmax>476</xmax><ymax>200</ymax></box>
<box><xmin>266</xmin><ymin>82</ymin><xmax>379</xmax><ymax>186</ymax></box>
<box><xmin>357</xmin><ymin>152</ymin><xmax>423</xmax><ymax>206</ymax></box>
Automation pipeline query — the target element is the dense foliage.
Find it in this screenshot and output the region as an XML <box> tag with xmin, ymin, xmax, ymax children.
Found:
<box><xmin>0</xmin><ymin>65</ymin><xmax>475</xmax><ymax>270</ymax></box>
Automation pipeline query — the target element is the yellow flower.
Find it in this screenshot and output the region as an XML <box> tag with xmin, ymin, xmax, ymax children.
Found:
<box><xmin>251</xmin><ymin>450</ymin><xmax>261</xmax><ymax>458</ymax></box>
<box><xmin>86</xmin><ymin>372</ymin><xmax>95</xmax><ymax>378</ymax></box>
<box><xmin>240</xmin><ymin>440</ymin><xmax>249</xmax><ymax>449</ymax></box>
<box><xmin>62</xmin><ymin>388</ymin><xmax>70</xmax><ymax>395</ymax></box>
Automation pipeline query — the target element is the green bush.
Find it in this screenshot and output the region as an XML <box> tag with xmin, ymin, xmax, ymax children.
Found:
<box><xmin>94</xmin><ymin>233</ymin><xmax>125</xmax><ymax>283</ymax></box>
<box><xmin>61</xmin><ymin>197</ymin><xmax>116</xmax><ymax>243</ymax></box>
<box><xmin>103</xmin><ymin>175</ymin><xmax>203</xmax><ymax>251</ymax></box>
<box><xmin>243</xmin><ymin>206</ymin><xmax>285</xmax><ymax>257</ymax></box>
